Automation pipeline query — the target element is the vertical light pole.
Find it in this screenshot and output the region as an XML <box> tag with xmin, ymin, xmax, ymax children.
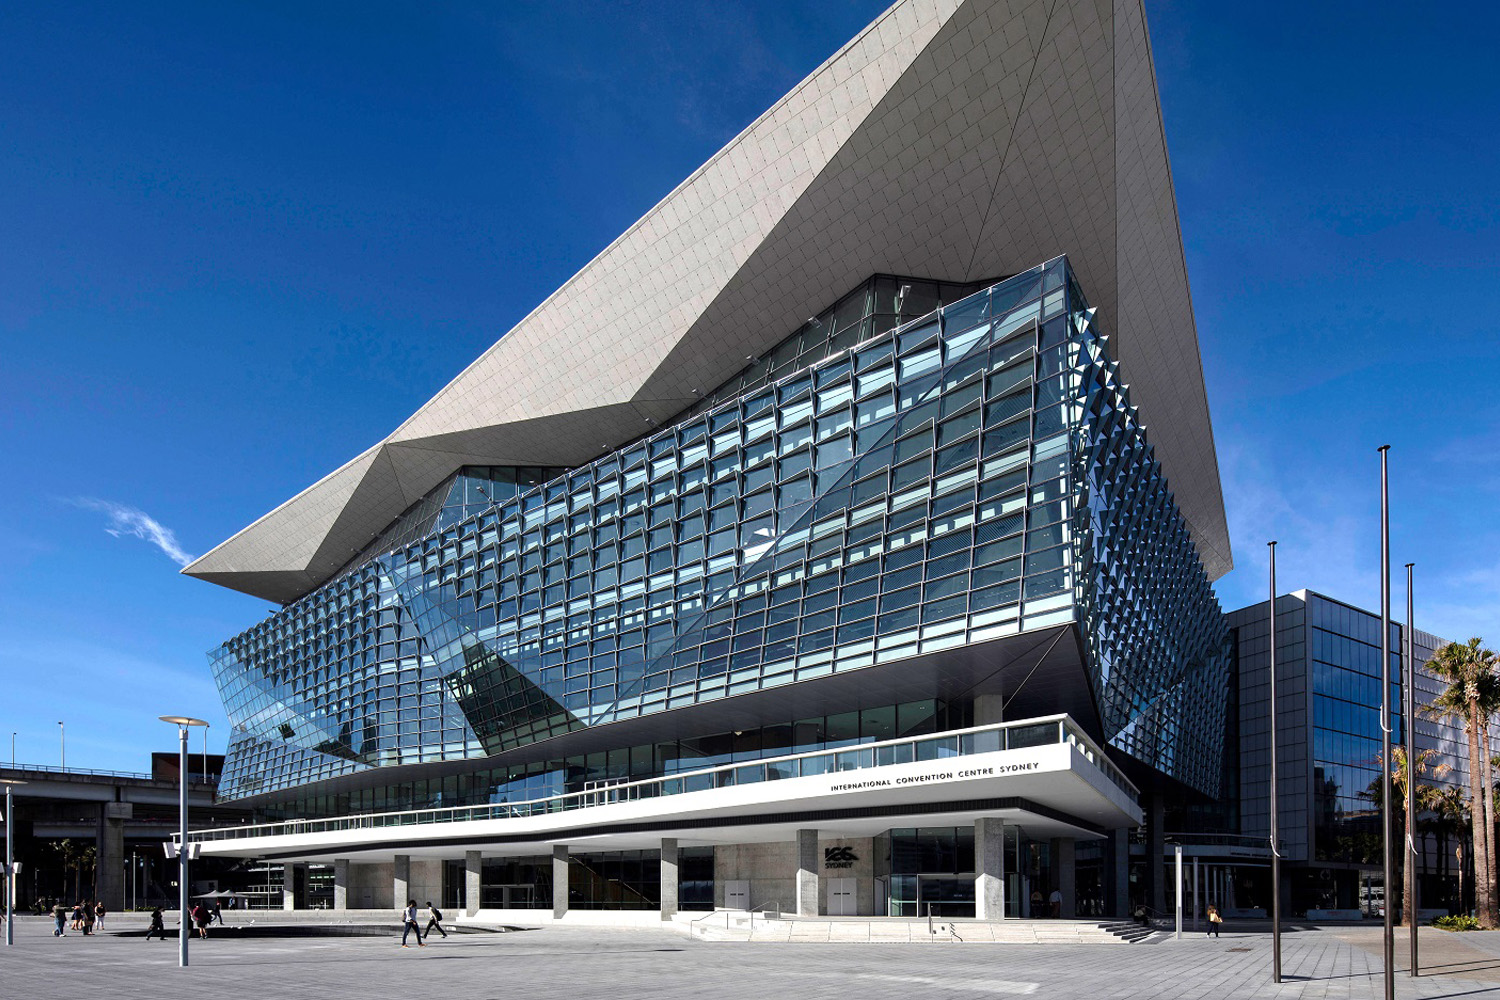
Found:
<box><xmin>1405</xmin><ymin>562</ymin><xmax>1418</xmax><ymax>976</ymax></box>
<box><xmin>0</xmin><ymin>779</ymin><xmax>26</xmax><ymax>946</ymax></box>
<box><xmin>1173</xmin><ymin>844</ymin><xmax>1183</xmax><ymax>939</ymax></box>
<box><xmin>160</xmin><ymin>716</ymin><xmax>208</xmax><ymax>968</ymax></box>
<box><xmin>1379</xmin><ymin>445</ymin><xmax>1394</xmax><ymax>1000</ymax></box>
<box><xmin>56</xmin><ymin>722</ymin><xmax>64</xmax><ymax>770</ymax></box>
<box><xmin>1269</xmin><ymin>540</ymin><xmax>1282</xmax><ymax>983</ymax></box>
<box><xmin>1</xmin><ymin>779</ymin><xmax>25</xmax><ymax>945</ymax></box>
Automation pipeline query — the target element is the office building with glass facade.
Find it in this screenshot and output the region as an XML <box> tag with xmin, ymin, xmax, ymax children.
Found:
<box><xmin>1173</xmin><ymin>590</ymin><xmax>1470</xmax><ymax>921</ymax></box>
<box><xmin>183</xmin><ymin>0</ymin><xmax>1237</xmax><ymax>923</ymax></box>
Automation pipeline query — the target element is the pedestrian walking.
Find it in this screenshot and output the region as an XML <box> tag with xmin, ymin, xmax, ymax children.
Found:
<box><xmin>1206</xmin><ymin>904</ymin><xmax>1222</xmax><ymax>938</ymax></box>
<box><xmin>82</xmin><ymin>901</ymin><xmax>95</xmax><ymax>936</ymax></box>
<box><xmin>70</xmin><ymin>902</ymin><xmax>84</xmax><ymax>931</ymax></box>
<box><xmin>144</xmin><ymin>907</ymin><xmax>166</xmax><ymax>942</ymax></box>
<box><xmin>191</xmin><ymin>903</ymin><xmax>210</xmax><ymax>939</ymax></box>
<box><xmin>94</xmin><ymin>901</ymin><xmax>107</xmax><ymax>931</ymax></box>
<box><xmin>424</xmin><ymin>901</ymin><xmax>448</xmax><ymax>939</ymax></box>
<box><xmin>400</xmin><ymin>899</ymin><xmax>425</xmax><ymax>948</ymax></box>
<box><xmin>52</xmin><ymin>901</ymin><xmax>68</xmax><ymax>937</ymax></box>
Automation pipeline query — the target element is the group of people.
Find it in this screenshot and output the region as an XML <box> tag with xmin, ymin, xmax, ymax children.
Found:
<box><xmin>142</xmin><ymin>902</ymin><xmax>220</xmax><ymax>940</ymax></box>
<box><xmin>399</xmin><ymin>900</ymin><xmax>447</xmax><ymax>947</ymax></box>
<box><xmin>50</xmin><ymin>900</ymin><xmax>107</xmax><ymax>936</ymax></box>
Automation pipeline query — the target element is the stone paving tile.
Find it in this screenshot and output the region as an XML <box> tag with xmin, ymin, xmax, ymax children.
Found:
<box><xmin>3</xmin><ymin>917</ymin><xmax>1500</xmax><ymax>999</ymax></box>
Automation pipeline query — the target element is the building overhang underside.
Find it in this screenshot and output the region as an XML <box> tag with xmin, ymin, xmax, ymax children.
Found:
<box><xmin>183</xmin><ymin>0</ymin><xmax>1231</xmax><ymax>605</ymax></box>
<box><xmin>197</xmin><ymin>738</ymin><xmax>1140</xmax><ymax>865</ymax></box>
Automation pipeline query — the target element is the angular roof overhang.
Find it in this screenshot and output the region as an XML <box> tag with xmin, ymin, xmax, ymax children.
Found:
<box><xmin>184</xmin><ymin>0</ymin><xmax>1232</xmax><ymax>604</ymax></box>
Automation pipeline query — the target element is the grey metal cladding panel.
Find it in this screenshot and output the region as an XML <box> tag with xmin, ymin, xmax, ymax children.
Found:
<box><xmin>185</xmin><ymin>0</ymin><xmax>1230</xmax><ymax>603</ymax></box>
<box><xmin>1112</xmin><ymin>0</ymin><xmax>1230</xmax><ymax>579</ymax></box>
<box><xmin>636</xmin><ymin>0</ymin><xmax>1050</xmax><ymax>402</ymax></box>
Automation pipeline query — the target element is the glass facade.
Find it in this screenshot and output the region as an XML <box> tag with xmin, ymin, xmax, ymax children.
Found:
<box><xmin>1228</xmin><ymin>591</ymin><xmax>1468</xmax><ymax>916</ymax></box>
<box><xmin>211</xmin><ymin>257</ymin><xmax>1228</xmax><ymax>807</ymax></box>
<box><xmin>251</xmin><ymin>699</ymin><xmax>966</xmax><ymax>821</ymax></box>
<box><xmin>1305</xmin><ymin>595</ymin><xmax>1451</xmax><ymax>870</ymax></box>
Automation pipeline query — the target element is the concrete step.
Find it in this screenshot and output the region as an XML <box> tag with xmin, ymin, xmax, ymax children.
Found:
<box><xmin>714</xmin><ymin>918</ymin><xmax>1143</xmax><ymax>944</ymax></box>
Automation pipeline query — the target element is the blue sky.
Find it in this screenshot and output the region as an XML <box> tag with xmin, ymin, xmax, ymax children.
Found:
<box><xmin>1</xmin><ymin>1</ymin><xmax>1496</xmax><ymax>772</ymax></box>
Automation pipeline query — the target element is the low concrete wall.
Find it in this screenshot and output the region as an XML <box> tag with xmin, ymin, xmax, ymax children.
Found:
<box><xmin>714</xmin><ymin>842</ymin><xmax>796</xmax><ymax>913</ymax></box>
<box><xmin>714</xmin><ymin>837</ymin><xmax>877</xmax><ymax>915</ymax></box>
<box><xmin>348</xmin><ymin>861</ymin><xmax>394</xmax><ymax>910</ymax></box>
<box><xmin>462</xmin><ymin>908</ymin><xmax>666</xmax><ymax>928</ymax></box>
<box><xmin>407</xmin><ymin>859</ymin><xmax>443</xmax><ymax>907</ymax></box>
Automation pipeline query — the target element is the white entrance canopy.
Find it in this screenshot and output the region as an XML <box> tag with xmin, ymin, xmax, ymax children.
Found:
<box><xmin>184</xmin><ymin>716</ymin><xmax>1139</xmax><ymax>864</ymax></box>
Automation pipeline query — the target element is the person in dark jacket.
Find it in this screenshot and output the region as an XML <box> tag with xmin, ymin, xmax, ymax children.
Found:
<box><xmin>424</xmin><ymin>901</ymin><xmax>448</xmax><ymax>939</ymax></box>
<box><xmin>144</xmin><ymin>907</ymin><xmax>167</xmax><ymax>941</ymax></box>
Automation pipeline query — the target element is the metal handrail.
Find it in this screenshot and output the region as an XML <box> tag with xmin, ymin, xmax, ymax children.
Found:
<box><xmin>747</xmin><ymin>899</ymin><xmax>780</xmax><ymax>930</ymax></box>
<box><xmin>689</xmin><ymin>899</ymin><xmax>781</xmax><ymax>936</ymax></box>
<box><xmin>182</xmin><ymin>713</ymin><xmax>1136</xmax><ymax>844</ymax></box>
<box><xmin>926</xmin><ymin>901</ymin><xmax>963</xmax><ymax>941</ymax></box>
<box><xmin>689</xmin><ymin>907</ymin><xmax>736</xmax><ymax>935</ymax></box>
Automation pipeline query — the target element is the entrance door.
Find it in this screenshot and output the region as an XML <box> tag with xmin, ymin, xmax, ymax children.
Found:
<box><xmin>725</xmin><ymin>880</ymin><xmax>750</xmax><ymax>910</ymax></box>
<box><xmin>828</xmin><ymin>878</ymin><xmax>857</xmax><ymax>916</ymax></box>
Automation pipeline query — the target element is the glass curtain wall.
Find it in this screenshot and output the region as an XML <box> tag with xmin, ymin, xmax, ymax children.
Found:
<box><xmin>212</xmin><ymin>257</ymin><xmax>1227</xmax><ymax>808</ymax></box>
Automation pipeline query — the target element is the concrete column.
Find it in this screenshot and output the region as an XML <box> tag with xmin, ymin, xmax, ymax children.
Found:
<box><xmin>1108</xmin><ymin>828</ymin><xmax>1130</xmax><ymax>918</ymax></box>
<box><xmin>281</xmin><ymin>863</ymin><xmax>297</xmax><ymax>910</ymax></box>
<box><xmin>333</xmin><ymin>858</ymin><xmax>350</xmax><ymax>911</ymax></box>
<box><xmin>393</xmin><ymin>854</ymin><xmax>410</xmax><ymax>911</ymax></box>
<box><xmin>973</xmin><ymin>694</ymin><xmax>1005</xmax><ymax>726</ymax></box>
<box><xmin>95</xmin><ymin>801</ymin><xmax>129</xmax><ymax>911</ymax></box>
<box><xmin>552</xmin><ymin>845</ymin><xmax>569</xmax><ymax>919</ymax></box>
<box><xmin>1054</xmin><ymin>838</ymin><xmax>1076</xmax><ymax>918</ymax></box>
<box><xmin>465</xmin><ymin>850</ymin><xmax>482</xmax><ymax>918</ymax></box>
<box><xmin>976</xmin><ymin>817</ymin><xmax>1005</xmax><ymax>920</ymax></box>
<box><xmin>1147</xmin><ymin>795</ymin><xmax>1166</xmax><ymax>913</ymax></box>
<box><xmin>795</xmin><ymin>829</ymin><xmax>819</xmax><ymax>917</ymax></box>
<box><xmin>660</xmin><ymin>838</ymin><xmax>679</xmax><ymax>920</ymax></box>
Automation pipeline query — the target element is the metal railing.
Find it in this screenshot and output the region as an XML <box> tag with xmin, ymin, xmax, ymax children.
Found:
<box><xmin>182</xmin><ymin>714</ymin><xmax>1135</xmax><ymax>844</ymax></box>
<box><xmin>1163</xmin><ymin>833</ymin><xmax>1274</xmax><ymax>851</ymax></box>
<box><xmin>689</xmin><ymin>899</ymin><xmax>780</xmax><ymax>936</ymax></box>
<box><xmin>928</xmin><ymin>901</ymin><xmax>964</xmax><ymax>941</ymax></box>
<box><xmin>1</xmin><ymin>762</ymin><xmax>151</xmax><ymax>780</ymax></box>
<box><xmin>0</xmin><ymin>761</ymin><xmax>219</xmax><ymax>785</ymax></box>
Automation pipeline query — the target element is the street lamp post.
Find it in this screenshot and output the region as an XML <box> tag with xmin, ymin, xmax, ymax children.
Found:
<box><xmin>1268</xmin><ymin>540</ymin><xmax>1283</xmax><ymax>982</ymax></box>
<box><xmin>1378</xmin><ymin>446</ymin><xmax>1394</xmax><ymax>1000</ymax></box>
<box><xmin>57</xmin><ymin>722</ymin><xmax>64</xmax><ymax>770</ymax></box>
<box><xmin>1405</xmin><ymin>562</ymin><xmax>1418</xmax><ymax>977</ymax></box>
<box><xmin>1</xmin><ymin>778</ymin><xmax>25</xmax><ymax>946</ymax></box>
<box><xmin>159</xmin><ymin>716</ymin><xmax>208</xmax><ymax>968</ymax></box>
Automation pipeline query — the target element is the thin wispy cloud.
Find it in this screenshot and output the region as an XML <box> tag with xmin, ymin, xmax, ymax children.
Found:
<box><xmin>68</xmin><ymin>497</ymin><xmax>196</xmax><ymax>567</ymax></box>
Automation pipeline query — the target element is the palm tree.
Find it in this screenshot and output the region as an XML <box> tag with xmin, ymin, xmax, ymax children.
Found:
<box><xmin>1367</xmin><ymin>747</ymin><xmax>1449</xmax><ymax>924</ymax></box>
<box><xmin>1434</xmin><ymin>786</ymin><xmax>1471</xmax><ymax>914</ymax></box>
<box><xmin>1425</xmin><ymin>638</ymin><xmax>1500</xmax><ymax>927</ymax></box>
<box><xmin>45</xmin><ymin>839</ymin><xmax>97</xmax><ymax>903</ymax></box>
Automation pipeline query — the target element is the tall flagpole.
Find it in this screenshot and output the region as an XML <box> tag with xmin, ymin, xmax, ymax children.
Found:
<box><xmin>1269</xmin><ymin>540</ymin><xmax>1281</xmax><ymax>984</ymax></box>
<box><xmin>1379</xmin><ymin>445</ymin><xmax>1394</xmax><ymax>1000</ymax></box>
<box><xmin>1406</xmin><ymin>562</ymin><xmax>1418</xmax><ymax>976</ymax></box>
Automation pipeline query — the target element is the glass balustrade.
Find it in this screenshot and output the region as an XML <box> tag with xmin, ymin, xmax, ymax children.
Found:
<box><xmin>185</xmin><ymin>714</ymin><xmax>1135</xmax><ymax>844</ymax></box>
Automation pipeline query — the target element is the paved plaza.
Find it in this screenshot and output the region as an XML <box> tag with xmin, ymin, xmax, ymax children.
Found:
<box><xmin>6</xmin><ymin>917</ymin><xmax>1500</xmax><ymax>999</ymax></box>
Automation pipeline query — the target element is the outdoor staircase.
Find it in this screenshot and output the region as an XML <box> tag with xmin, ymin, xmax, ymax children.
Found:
<box><xmin>688</xmin><ymin>914</ymin><xmax>1154</xmax><ymax>944</ymax></box>
<box><xmin>1098</xmin><ymin>918</ymin><xmax>1156</xmax><ymax>943</ymax></box>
